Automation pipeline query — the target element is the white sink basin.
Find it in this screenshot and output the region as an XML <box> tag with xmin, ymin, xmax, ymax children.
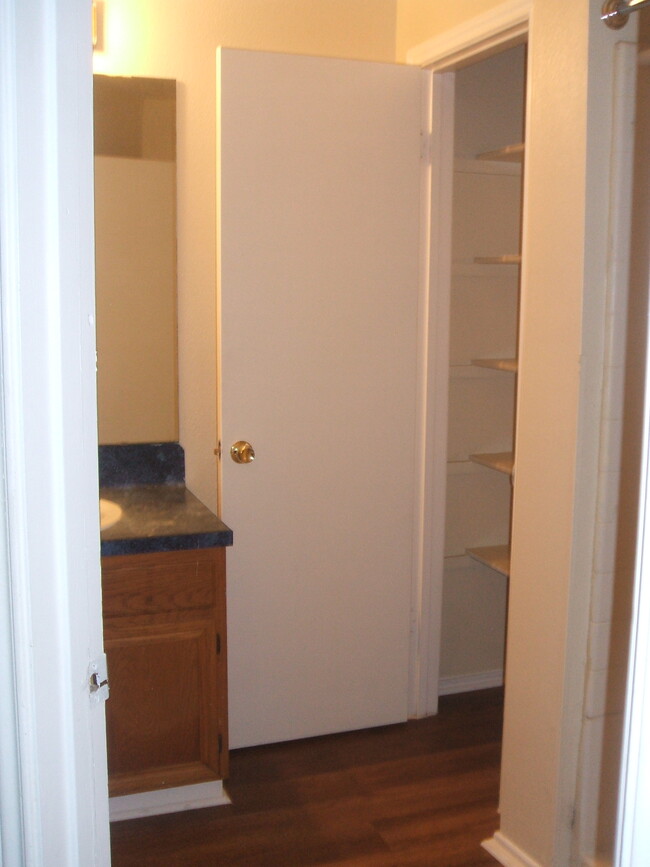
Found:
<box><xmin>100</xmin><ymin>498</ymin><xmax>122</xmax><ymax>530</ymax></box>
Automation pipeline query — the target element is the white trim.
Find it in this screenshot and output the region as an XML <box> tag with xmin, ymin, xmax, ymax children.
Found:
<box><xmin>406</xmin><ymin>0</ymin><xmax>530</xmax><ymax>722</ymax></box>
<box><xmin>0</xmin><ymin>0</ymin><xmax>110</xmax><ymax>863</ymax></box>
<box><xmin>408</xmin><ymin>71</ymin><xmax>454</xmax><ymax>719</ymax></box>
<box><xmin>574</xmin><ymin>40</ymin><xmax>637</xmax><ymax>867</ymax></box>
<box><xmin>438</xmin><ymin>669</ymin><xmax>504</xmax><ymax>696</ymax></box>
<box><xmin>109</xmin><ymin>781</ymin><xmax>231</xmax><ymax>822</ymax></box>
<box><xmin>0</xmin><ymin>4</ymin><xmax>32</xmax><ymax>862</ymax></box>
<box><xmin>406</xmin><ymin>0</ymin><xmax>531</xmax><ymax>71</ymax></box>
<box><xmin>408</xmin><ymin>70</ymin><xmax>434</xmax><ymax>720</ymax></box>
<box><xmin>483</xmin><ymin>831</ymin><xmax>543</xmax><ymax>867</ymax></box>
<box><xmin>0</xmin><ymin>441</ymin><xmax>24</xmax><ymax>861</ymax></box>
<box><xmin>616</xmin><ymin>43</ymin><xmax>650</xmax><ymax>858</ymax></box>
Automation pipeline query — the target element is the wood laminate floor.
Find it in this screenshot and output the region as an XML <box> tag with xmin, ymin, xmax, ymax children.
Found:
<box><xmin>110</xmin><ymin>688</ymin><xmax>503</xmax><ymax>866</ymax></box>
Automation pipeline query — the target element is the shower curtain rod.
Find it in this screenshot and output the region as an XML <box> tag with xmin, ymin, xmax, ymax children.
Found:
<box><xmin>602</xmin><ymin>0</ymin><xmax>650</xmax><ymax>29</ymax></box>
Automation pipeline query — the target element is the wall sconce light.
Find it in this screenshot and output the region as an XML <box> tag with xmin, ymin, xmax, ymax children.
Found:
<box><xmin>92</xmin><ymin>1</ymin><xmax>104</xmax><ymax>51</ymax></box>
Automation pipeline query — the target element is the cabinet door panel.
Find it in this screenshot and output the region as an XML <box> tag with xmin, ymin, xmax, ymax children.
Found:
<box><xmin>105</xmin><ymin>622</ymin><xmax>220</xmax><ymax>795</ymax></box>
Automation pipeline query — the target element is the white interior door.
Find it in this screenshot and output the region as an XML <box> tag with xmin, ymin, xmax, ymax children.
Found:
<box><xmin>217</xmin><ymin>48</ymin><xmax>425</xmax><ymax>748</ymax></box>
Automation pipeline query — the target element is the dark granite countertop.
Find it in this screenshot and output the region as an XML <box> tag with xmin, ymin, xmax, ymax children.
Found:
<box><xmin>100</xmin><ymin>484</ymin><xmax>233</xmax><ymax>557</ymax></box>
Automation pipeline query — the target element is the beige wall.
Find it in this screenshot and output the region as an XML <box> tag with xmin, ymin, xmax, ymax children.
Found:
<box><xmin>395</xmin><ymin>0</ymin><xmax>504</xmax><ymax>61</ymax></box>
<box><xmin>93</xmin><ymin>0</ymin><xmax>397</xmax><ymax>509</ymax></box>
<box><xmin>212</xmin><ymin>0</ymin><xmax>396</xmax><ymax>60</ymax></box>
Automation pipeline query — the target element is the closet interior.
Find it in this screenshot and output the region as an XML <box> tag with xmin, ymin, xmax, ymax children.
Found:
<box><xmin>439</xmin><ymin>44</ymin><xmax>527</xmax><ymax>692</ymax></box>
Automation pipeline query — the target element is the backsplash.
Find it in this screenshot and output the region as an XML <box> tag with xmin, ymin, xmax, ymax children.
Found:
<box><xmin>98</xmin><ymin>442</ymin><xmax>185</xmax><ymax>487</ymax></box>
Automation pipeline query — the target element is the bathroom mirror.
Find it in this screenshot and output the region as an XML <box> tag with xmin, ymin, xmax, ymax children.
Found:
<box><xmin>94</xmin><ymin>74</ymin><xmax>179</xmax><ymax>444</ymax></box>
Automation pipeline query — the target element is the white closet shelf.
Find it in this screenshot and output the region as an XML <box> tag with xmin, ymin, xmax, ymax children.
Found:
<box><xmin>466</xmin><ymin>545</ymin><xmax>510</xmax><ymax>577</ymax></box>
<box><xmin>469</xmin><ymin>451</ymin><xmax>514</xmax><ymax>475</ymax></box>
<box><xmin>477</xmin><ymin>142</ymin><xmax>525</xmax><ymax>162</ymax></box>
<box><xmin>471</xmin><ymin>357</ymin><xmax>518</xmax><ymax>373</ymax></box>
<box><xmin>474</xmin><ymin>254</ymin><xmax>521</xmax><ymax>265</ymax></box>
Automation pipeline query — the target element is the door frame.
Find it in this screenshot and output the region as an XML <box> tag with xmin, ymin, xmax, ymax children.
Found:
<box><xmin>615</xmin><ymin>35</ymin><xmax>650</xmax><ymax>867</ymax></box>
<box><xmin>618</xmin><ymin>331</ymin><xmax>650</xmax><ymax>860</ymax></box>
<box><xmin>0</xmin><ymin>0</ymin><xmax>110</xmax><ymax>862</ymax></box>
<box><xmin>617</xmin><ymin>264</ymin><xmax>650</xmax><ymax>860</ymax></box>
<box><xmin>407</xmin><ymin>0</ymin><xmax>530</xmax><ymax>718</ymax></box>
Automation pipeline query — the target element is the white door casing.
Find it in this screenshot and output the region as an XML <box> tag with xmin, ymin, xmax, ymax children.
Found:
<box><xmin>217</xmin><ymin>48</ymin><xmax>425</xmax><ymax>748</ymax></box>
<box><xmin>616</xmin><ymin>30</ymin><xmax>650</xmax><ymax>867</ymax></box>
<box><xmin>0</xmin><ymin>0</ymin><xmax>110</xmax><ymax>863</ymax></box>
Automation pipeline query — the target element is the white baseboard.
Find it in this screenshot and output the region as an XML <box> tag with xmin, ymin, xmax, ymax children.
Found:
<box><xmin>439</xmin><ymin>669</ymin><xmax>503</xmax><ymax>695</ymax></box>
<box><xmin>109</xmin><ymin>780</ymin><xmax>231</xmax><ymax>822</ymax></box>
<box><xmin>482</xmin><ymin>831</ymin><xmax>543</xmax><ymax>867</ymax></box>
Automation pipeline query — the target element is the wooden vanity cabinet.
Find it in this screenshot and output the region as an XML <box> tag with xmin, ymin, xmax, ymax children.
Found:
<box><xmin>101</xmin><ymin>547</ymin><xmax>228</xmax><ymax>798</ymax></box>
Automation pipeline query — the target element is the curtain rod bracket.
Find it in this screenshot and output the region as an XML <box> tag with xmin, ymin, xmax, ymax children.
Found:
<box><xmin>602</xmin><ymin>0</ymin><xmax>650</xmax><ymax>29</ymax></box>
<box><xmin>601</xmin><ymin>0</ymin><xmax>630</xmax><ymax>28</ymax></box>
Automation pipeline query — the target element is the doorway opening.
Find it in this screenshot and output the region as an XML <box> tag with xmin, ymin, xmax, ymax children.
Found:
<box><xmin>411</xmin><ymin>11</ymin><xmax>529</xmax><ymax>719</ymax></box>
<box><xmin>437</xmin><ymin>44</ymin><xmax>526</xmax><ymax>698</ymax></box>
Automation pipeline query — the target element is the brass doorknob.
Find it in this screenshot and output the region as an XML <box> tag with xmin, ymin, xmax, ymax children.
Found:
<box><xmin>230</xmin><ymin>441</ymin><xmax>255</xmax><ymax>464</ymax></box>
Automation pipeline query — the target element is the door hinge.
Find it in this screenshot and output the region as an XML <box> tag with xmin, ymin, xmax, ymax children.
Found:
<box><xmin>88</xmin><ymin>654</ymin><xmax>109</xmax><ymax>704</ymax></box>
<box><xmin>216</xmin><ymin>633</ymin><xmax>221</xmax><ymax>654</ymax></box>
<box><xmin>214</xmin><ymin>441</ymin><xmax>222</xmax><ymax>460</ymax></box>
